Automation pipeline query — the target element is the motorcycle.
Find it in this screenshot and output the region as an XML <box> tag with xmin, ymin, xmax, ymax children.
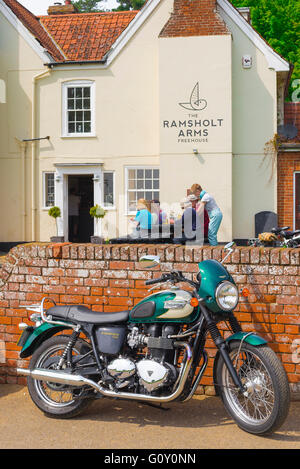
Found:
<box><xmin>16</xmin><ymin>242</ymin><xmax>290</xmax><ymax>435</ymax></box>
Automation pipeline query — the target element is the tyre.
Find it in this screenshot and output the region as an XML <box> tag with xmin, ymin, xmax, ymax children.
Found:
<box><xmin>27</xmin><ymin>335</ymin><xmax>93</xmax><ymax>419</ymax></box>
<box><xmin>215</xmin><ymin>342</ymin><xmax>290</xmax><ymax>435</ymax></box>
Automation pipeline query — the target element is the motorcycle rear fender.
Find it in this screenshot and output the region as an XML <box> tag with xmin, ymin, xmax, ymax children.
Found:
<box><xmin>212</xmin><ymin>332</ymin><xmax>267</xmax><ymax>395</ymax></box>
<box><xmin>18</xmin><ymin>323</ymin><xmax>71</xmax><ymax>358</ymax></box>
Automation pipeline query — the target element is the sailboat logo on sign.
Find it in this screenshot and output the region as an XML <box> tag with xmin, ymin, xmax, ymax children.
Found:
<box><xmin>179</xmin><ymin>82</ymin><xmax>207</xmax><ymax>111</ymax></box>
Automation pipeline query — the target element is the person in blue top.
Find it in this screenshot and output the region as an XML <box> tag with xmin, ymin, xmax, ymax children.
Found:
<box><xmin>190</xmin><ymin>183</ymin><xmax>223</xmax><ymax>246</ymax></box>
<box><xmin>130</xmin><ymin>198</ymin><xmax>152</xmax><ymax>238</ymax></box>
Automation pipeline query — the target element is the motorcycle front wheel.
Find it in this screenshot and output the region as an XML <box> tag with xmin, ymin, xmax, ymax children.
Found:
<box><xmin>27</xmin><ymin>335</ymin><xmax>92</xmax><ymax>419</ymax></box>
<box><xmin>215</xmin><ymin>342</ymin><xmax>290</xmax><ymax>435</ymax></box>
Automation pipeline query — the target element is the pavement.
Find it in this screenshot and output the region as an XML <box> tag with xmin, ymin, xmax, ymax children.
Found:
<box><xmin>0</xmin><ymin>384</ymin><xmax>300</xmax><ymax>449</ymax></box>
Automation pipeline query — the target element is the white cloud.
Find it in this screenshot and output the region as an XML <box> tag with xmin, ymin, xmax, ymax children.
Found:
<box><xmin>18</xmin><ymin>0</ymin><xmax>120</xmax><ymax>15</ymax></box>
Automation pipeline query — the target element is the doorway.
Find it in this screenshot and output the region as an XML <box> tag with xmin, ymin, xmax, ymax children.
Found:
<box><xmin>68</xmin><ymin>175</ymin><xmax>94</xmax><ymax>242</ymax></box>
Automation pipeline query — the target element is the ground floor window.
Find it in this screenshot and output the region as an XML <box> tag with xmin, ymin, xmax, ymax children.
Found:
<box><xmin>294</xmin><ymin>172</ymin><xmax>300</xmax><ymax>229</ymax></box>
<box><xmin>43</xmin><ymin>172</ymin><xmax>55</xmax><ymax>208</ymax></box>
<box><xmin>126</xmin><ymin>167</ymin><xmax>160</xmax><ymax>213</ymax></box>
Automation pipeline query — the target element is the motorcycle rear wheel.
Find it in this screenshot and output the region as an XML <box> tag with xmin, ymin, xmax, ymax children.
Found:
<box><xmin>215</xmin><ymin>342</ymin><xmax>290</xmax><ymax>435</ymax></box>
<box><xmin>27</xmin><ymin>335</ymin><xmax>93</xmax><ymax>419</ymax></box>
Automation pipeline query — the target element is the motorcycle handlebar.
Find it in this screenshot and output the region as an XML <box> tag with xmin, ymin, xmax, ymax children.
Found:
<box><xmin>145</xmin><ymin>277</ymin><xmax>165</xmax><ymax>286</ymax></box>
<box><xmin>145</xmin><ymin>272</ymin><xmax>200</xmax><ymax>289</ymax></box>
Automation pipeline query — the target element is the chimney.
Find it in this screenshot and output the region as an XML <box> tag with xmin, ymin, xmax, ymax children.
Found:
<box><xmin>159</xmin><ymin>0</ymin><xmax>229</xmax><ymax>38</ymax></box>
<box><xmin>47</xmin><ymin>1</ymin><xmax>78</xmax><ymax>15</ymax></box>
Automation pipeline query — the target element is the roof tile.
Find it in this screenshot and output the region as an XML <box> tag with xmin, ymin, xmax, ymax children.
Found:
<box><xmin>2</xmin><ymin>0</ymin><xmax>64</xmax><ymax>61</ymax></box>
<box><xmin>40</xmin><ymin>11</ymin><xmax>138</xmax><ymax>62</ymax></box>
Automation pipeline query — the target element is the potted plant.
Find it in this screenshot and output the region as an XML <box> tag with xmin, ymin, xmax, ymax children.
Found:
<box><xmin>90</xmin><ymin>204</ymin><xmax>106</xmax><ymax>244</ymax></box>
<box><xmin>48</xmin><ymin>206</ymin><xmax>64</xmax><ymax>243</ymax></box>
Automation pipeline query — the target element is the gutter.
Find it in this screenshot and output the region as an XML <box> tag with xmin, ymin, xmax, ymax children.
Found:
<box><xmin>45</xmin><ymin>59</ymin><xmax>107</xmax><ymax>68</ymax></box>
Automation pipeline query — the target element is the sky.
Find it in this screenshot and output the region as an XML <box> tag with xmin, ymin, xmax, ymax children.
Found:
<box><xmin>18</xmin><ymin>0</ymin><xmax>120</xmax><ymax>15</ymax></box>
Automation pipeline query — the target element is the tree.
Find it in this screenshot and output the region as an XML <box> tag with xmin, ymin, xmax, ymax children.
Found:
<box><xmin>230</xmin><ymin>0</ymin><xmax>300</xmax><ymax>101</ymax></box>
<box><xmin>113</xmin><ymin>0</ymin><xmax>146</xmax><ymax>11</ymax></box>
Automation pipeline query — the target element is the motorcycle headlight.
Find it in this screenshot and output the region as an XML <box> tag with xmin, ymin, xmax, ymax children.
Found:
<box><xmin>215</xmin><ymin>281</ymin><xmax>239</xmax><ymax>311</ymax></box>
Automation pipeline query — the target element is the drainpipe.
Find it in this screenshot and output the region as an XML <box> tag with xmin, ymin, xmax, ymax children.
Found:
<box><xmin>14</xmin><ymin>138</ymin><xmax>27</xmax><ymax>241</ymax></box>
<box><xmin>31</xmin><ymin>70</ymin><xmax>51</xmax><ymax>241</ymax></box>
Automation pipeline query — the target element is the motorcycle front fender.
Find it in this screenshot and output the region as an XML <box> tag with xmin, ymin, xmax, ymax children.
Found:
<box><xmin>18</xmin><ymin>323</ymin><xmax>70</xmax><ymax>359</ymax></box>
<box><xmin>212</xmin><ymin>332</ymin><xmax>267</xmax><ymax>395</ymax></box>
<box><xmin>225</xmin><ymin>332</ymin><xmax>267</xmax><ymax>347</ymax></box>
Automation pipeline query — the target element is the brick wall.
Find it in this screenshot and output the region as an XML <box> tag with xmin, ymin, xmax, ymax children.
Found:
<box><xmin>277</xmin><ymin>103</ymin><xmax>300</xmax><ymax>228</ymax></box>
<box><xmin>277</xmin><ymin>151</ymin><xmax>300</xmax><ymax>228</ymax></box>
<box><xmin>285</xmin><ymin>103</ymin><xmax>300</xmax><ymax>131</ymax></box>
<box><xmin>0</xmin><ymin>242</ymin><xmax>300</xmax><ymax>397</ymax></box>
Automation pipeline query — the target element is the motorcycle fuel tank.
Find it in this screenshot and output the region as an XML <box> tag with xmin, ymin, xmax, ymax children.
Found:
<box><xmin>129</xmin><ymin>288</ymin><xmax>198</xmax><ymax>324</ymax></box>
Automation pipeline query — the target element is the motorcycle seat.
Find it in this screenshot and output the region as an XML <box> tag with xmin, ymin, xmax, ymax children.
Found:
<box><xmin>47</xmin><ymin>305</ymin><xmax>129</xmax><ymax>325</ymax></box>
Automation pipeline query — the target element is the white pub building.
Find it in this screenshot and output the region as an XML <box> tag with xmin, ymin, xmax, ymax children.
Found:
<box><xmin>0</xmin><ymin>0</ymin><xmax>291</xmax><ymax>244</ymax></box>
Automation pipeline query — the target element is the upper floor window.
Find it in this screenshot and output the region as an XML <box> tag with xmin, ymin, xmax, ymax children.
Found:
<box><xmin>62</xmin><ymin>81</ymin><xmax>95</xmax><ymax>137</ymax></box>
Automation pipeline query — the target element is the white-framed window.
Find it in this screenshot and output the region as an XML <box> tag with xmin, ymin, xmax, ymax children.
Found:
<box><xmin>43</xmin><ymin>172</ymin><xmax>55</xmax><ymax>208</ymax></box>
<box><xmin>62</xmin><ymin>80</ymin><xmax>95</xmax><ymax>137</ymax></box>
<box><xmin>103</xmin><ymin>171</ymin><xmax>115</xmax><ymax>209</ymax></box>
<box><xmin>125</xmin><ymin>166</ymin><xmax>160</xmax><ymax>214</ymax></box>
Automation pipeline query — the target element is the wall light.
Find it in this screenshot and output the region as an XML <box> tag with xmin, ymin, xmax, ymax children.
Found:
<box><xmin>193</xmin><ymin>149</ymin><xmax>198</xmax><ymax>154</ymax></box>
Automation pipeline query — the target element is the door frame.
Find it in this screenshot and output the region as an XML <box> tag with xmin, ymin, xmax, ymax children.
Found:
<box><xmin>54</xmin><ymin>163</ymin><xmax>103</xmax><ymax>241</ymax></box>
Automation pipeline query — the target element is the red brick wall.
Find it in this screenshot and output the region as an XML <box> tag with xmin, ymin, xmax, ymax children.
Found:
<box><xmin>0</xmin><ymin>243</ymin><xmax>300</xmax><ymax>396</ymax></box>
<box><xmin>277</xmin><ymin>103</ymin><xmax>300</xmax><ymax>228</ymax></box>
<box><xmin>277</xmin><ymin>151</ymin><xmax>300</xmax><ymax>228</ymax></box>
<box><xmin>159</xmin><ymin>0</ymin><xmax>229</xmax><ymax>37</ymax></box>
<box><xmin>285</xmin><ymin>103</ymin><xmax>300</xmax><ymax>130</ymax></box>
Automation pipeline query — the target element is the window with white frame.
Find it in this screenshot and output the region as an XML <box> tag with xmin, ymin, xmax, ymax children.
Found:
<box><xmin>103</xmin><ymin>171</ymin><xmax>115</xmax><ymax>208</ymax></box>
<box><xmin>43</xmin><ymin>172</ymin><xmax>55</xmax><ymax>208</ymax></box>
<box><xmin>62</xmin><ymin>81</ymin><xmax>95</xmax><ymax>137</ymax></box>
<box><xmin>126</xmin><ymin>167</ymin><xmax>160</xmax><ymax>213</ymax></box>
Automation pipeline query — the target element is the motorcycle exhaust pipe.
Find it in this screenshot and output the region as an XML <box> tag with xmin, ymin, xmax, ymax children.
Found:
<box><xmin>17</xmin><ymin>342</ymin><xmax>193</xmax><ymax>404</ymax></box>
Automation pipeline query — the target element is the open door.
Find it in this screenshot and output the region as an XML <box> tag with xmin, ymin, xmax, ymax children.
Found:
<box><xmin>68</xmin><ymin>175</ymin><xmax>94</xmax><ymax>242</ymax></box>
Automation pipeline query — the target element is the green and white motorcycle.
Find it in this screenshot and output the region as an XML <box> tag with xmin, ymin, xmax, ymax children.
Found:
<box><xmin>17</xmin><ymin>242</ymin><xmax>290</xmax><ymax>435</ymax></box>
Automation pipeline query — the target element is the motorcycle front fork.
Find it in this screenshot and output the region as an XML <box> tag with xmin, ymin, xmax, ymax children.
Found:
<box><xmin>198</xmin><ymin>301</ymin><xmax>246</xmax><ymax>394</ymax></box>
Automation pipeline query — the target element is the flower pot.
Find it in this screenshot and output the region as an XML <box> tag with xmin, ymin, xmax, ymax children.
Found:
<box><xmin>90</xmin><ymin>236</ymin><xmax>104</xmax><ymax>244</ymax></box>
<box><xmin>50</xmin><ymin>236</ymin><xmax>65</xmax><ymax>243</ymax></box>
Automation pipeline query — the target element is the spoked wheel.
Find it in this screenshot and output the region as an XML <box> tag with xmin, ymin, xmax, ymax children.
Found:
<box><xmin>216</xmin><ymin>342</ymin><xmax>290</xmax><ymax>435</ymax></box>
<box><xmin>27</xmin><ymin>335</ymin><xmax>93</xmax><ymax>419</ymax></box>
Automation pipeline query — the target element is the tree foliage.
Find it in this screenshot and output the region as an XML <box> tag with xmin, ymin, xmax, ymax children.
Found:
<box><xmin>73</xmin><ymin>0</ymin><xmax>103</xmax><ymax>12</ymax></box>
<box><xmin>112</xmin><ymin>0</ymin><xmax>146</xmax><ymax>10</ymax></box>
<box><xmin>230</xmin><ymin>0</ymin><xmax>300</xmax><ymax>101</ymax></box>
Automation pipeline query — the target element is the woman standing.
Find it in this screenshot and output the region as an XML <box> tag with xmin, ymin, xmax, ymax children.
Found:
<box><xmin>190</xmin><ymin>183</ymin><xmax>223</xmax><ymax>246</ymax></box>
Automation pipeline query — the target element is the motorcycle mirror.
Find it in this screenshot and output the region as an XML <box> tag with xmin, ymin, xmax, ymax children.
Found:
<box><xmin>138</xmin><ymin>255</ymin><xmax>160</xmax><ymax>269</ymax></box>
<box><xmin>224</xmin><ymin>241</ymin><xmax>235</xmax><ymax>251</ymax></box>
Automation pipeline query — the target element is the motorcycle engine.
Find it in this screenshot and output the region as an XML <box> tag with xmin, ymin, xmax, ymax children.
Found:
<box><xmin>106</xmin><ymin>324</ymin><xmax>179</xmax><ymax>393</ymax></box>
